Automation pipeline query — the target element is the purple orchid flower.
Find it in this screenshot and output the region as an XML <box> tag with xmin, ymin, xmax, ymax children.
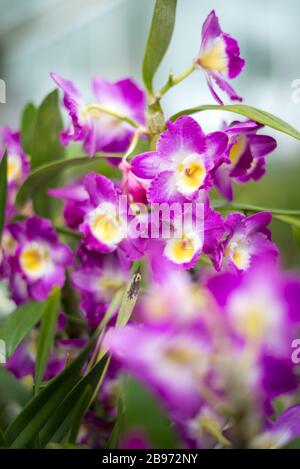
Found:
<box><xmin>49</xmin><ymin>181</ymin><xmax>89</xmax><ymax>229</ymax></box>
<box><xmin>145</xmin><ymin>191</ymin><xmax>225</xmax><ymax>271</ymax></box>
<box><xmin>104</xmin><ymin>324</ymin><xmax>210</xmax><ymax>420</ymax></box>
<box><xmin>207</xmin><ymin>256</ymin><xmax>300</xmax><ymax>353</ymax></box>
<box><xmin>219</xmin><ymin>211</ymin><xmax>278</xmax><ymax>272</ymax></box>
<box><xmin>213</xmin><ymin>120</ymin><xmax>277</xmax><ymax>200</ymax></box>
<box><xmin>5</xmin><ymin>216</ymin><xmax>72</xmax><ymax>301</ymax></box>
<box><xmin>194</xmin><ymin>10</ymin><xmax>245</xmax><ymax>103</ymax></box>
<box><xmin>251</xmin><ymin>405</ymin><xmax>300</xmax><ymax>448</ymax></box>
<box><xmin>72</xmin><ymin>248</ymin><xmax>130</xmax><ymax>328</ymax></box>
<box><xmin>51</xmin><ymin>72</ymin><xmax>145</xmax><ymax>158</ymax></box>
<box><xmin>78</xmin><ymin>172</ymin><xmax>148</xmax><ymax>263</ymax></box>
<box><xmin>131</xmin><ymin>116</ymin><xmax>228</xmax><ymax>203</ymax></box>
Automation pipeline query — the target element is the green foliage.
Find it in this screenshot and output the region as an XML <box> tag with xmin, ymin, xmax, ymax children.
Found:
<box><xmin>4</xmin><ymin>339</ymin><xmax>95</xmax><ymax>448</ymax></box>
<box><xmin>15</xmin><ymin>155</ymin><xmax>120</xmax><ymax>209</ymax></box>
<box><xmin>143</xmin><ymin>0</ymin><xmax>177</xmax><ymax>94</ymax></box>
<box><xmin>171</xmin><ymin>104</ymin><xmax>300</xmax><ymax>141</ymax></box>
<box><xmin>20</xmin><ymin>103</ymin><xmax>38</xmax><ymax>155</ymax></box>
<box><xmin>35</xmin><ymin>288</ymin><xmax>60</xmax><ymax>394</ymax></box>
<box><xmin>23</xmin><ymin>90</ymin><xmax>65</xmax><ymax>218</ymax></box>
<box><xmin>112</xmin><ymin>376</ymin><xmax>179</xmax><ymax>449</ymax></box>
<box><xmin>0</xmin><ymin>300</ymin><xmax>46</xmax><ymax>358</ymax></box>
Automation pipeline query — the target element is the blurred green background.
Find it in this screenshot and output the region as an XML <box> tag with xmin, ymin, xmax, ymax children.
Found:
<box><xmin>0</xmin><ymin>0</ymin><xmax>300</xmax><ymax>266</ymax></box>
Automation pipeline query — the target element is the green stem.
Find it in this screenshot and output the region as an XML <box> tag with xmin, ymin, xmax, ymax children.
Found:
<box><xmin>158</xmin><ymin>64</ymin><xmax>195</xmax><ymax>98</ymax></box>
<box><xmin>84</xmin><ymin>104</ymin><xmax>142</xmax><ymax>130</ymax></box>
<box><xmin>55</xmin><ymin>226</ymin><xmax>82</xmax><ymax>240</ymax></box>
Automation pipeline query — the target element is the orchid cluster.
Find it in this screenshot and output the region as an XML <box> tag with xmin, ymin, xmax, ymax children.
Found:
<box><xmin>0</xmin><ymin>6</ymin><xmax>300</xmax><ymax>450</ymax></box>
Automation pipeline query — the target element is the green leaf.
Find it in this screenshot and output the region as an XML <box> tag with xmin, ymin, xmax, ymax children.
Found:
<box><xmin>97</xmin><ymin>288</ymin><xmax>124</xmax><ymax>332</ymax></box>
<box><xmin>143</xmin><ymin>0</ymin><xmax>177</xmax><ymax>94</ymax></box>
<box><xmin>170</xmin><ymin>104</ymin><xmax>300</xmax><ymax>141</ymax></box>
<box><xmin>39</xmin><ymin>356</ymin><xmax>108</xmax><ymax>447</ymax></box>
<box><xmin>274</xmin><ymin>214</ymin><xmax>300</xmax><ymax>229</ymax></box>
<box><xmin>117</xmin><ymin>376</ymin><xmax>179</xmax><ymax>449</ymax></box>
<box><xmin>5</xmin><ymin>338</ymin><xmax>95</xmax><ymax>448</ymax></box>
<box><xmin>67</xmin><ymin>385</ymin><xmax>93</xmax><ymax>444</ymax></box>
<box><xmin>116</xmin><ymin>270</ymin><xmax>142</xmax><ymax>327</ymax></box>
<box><xmin>292</xmin><ymin>226</ymin><xmax>300</xmax><ymax>251</ymax></box>
<box><xmin>211</xmin><ymin>200</ymin><xmax>300</xmax><ymax>229</ymax></box>
<box><xmin>30</xmin><ymin>90</ymin><xmax>65</xmax><ymax>170</ymax></box>
<box><xmin>283</xmin><ymin>437</ymin><xmax>300</xmax><ymax>449</ymax></box>
<box><xmin>0</xmin><ymin>367</ymin><xmax>31</xmax><ymax>407</ymax></box>
<box><xmin>20</xmin><ymin>102</ymin><xmax>38</xmax><ymax>155</ymax></box>
<box><xmin>29</xmin><ymin>90</ymin><xmax>65</xmax><ymax>217</ymax></box>
<box><xmin>0</xmin><ymin>150</ymin><xmax>7</xmax><ymax>240</ymax></box>
<box><xmin>15</xmin><ymin>155</ymin><xmax>121</xmax><ymax>209</ymax></box>
<box><xmin>0</xmin><ymin>301</ymin><xmax>44</xmax><ymax>357</ymax></box>
<box><xmin>0</xmin><ymin>427</ymin><xmax>7</xmax><ymax>448</ymax></box>
<box><xmin>35</xmin><ymin>288</ymin><xmax>60</xmax><ymax>395</ymax></box>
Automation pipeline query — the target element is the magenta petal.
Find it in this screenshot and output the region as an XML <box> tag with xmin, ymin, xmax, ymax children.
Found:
<box><xmin>83</xmin><ymin>172</ymin><xmax>117</xmax><ymax>206</ymax></box>
<box><xmin>201</xmin><ymin>10</ymin><xmax>222</xmax><ymax>47</ymax></box>
<box><xmin>223</xmin><ymin>33</ymin><xmax>245</xmax><ymax>79</ymax></box>
<box><xmin>131</xmin><ymin>151</ymin><xmax>163</xmax><ymax>179</ymax></box>
<box><xmin>247</xmin><ymin>134</ymin><xmax>277</xmax><ymax>158</ymax></box>
<box><xmin>50</xmin><ymin>72</ymin><xmax>83</xmax><ymax>103</ymax></box>
<box><xmin>213</xmin><ymin>164</ymin><xmax>233</xmax><ymax>201</ymax></box>
<box><xmin>115</xmin><ymin>78</ymin><xmax>146</xmax><ymax>125</ymax></box>
<box><xmin>147</xmin><ymin>171</ymin><xmax>182</xmax><ymax>203</ymax></box>
<box><xmin>271</xmin><ymin>405</ymin><xmax>300</xmax><ymax>445</ymax></box>
<box><xmin>243</xmin><ymin>211</ymin><xmax>272</xmax><ymax>236</ymax></box>
<box><xmin>158</xmin><ymin>116</ymin><xmax>206</xmax><ymax>159</ymax></box>
<box><xmin>205</xmin><ymin>131</ymin><xmax>228</xmax><ymax>167</ymax></box>
<box><xmin>211</xmin><ymin>71</ymin><xmax>243</xmax><ymax>102</ymax></box>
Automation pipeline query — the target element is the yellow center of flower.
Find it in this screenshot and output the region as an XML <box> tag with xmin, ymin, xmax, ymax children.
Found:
<box><xmin>99</xmin><ymin>276</ymin><xmax>125</xmax><ymax>297</ymax></box>
<box><xmin>20</xmin><ymin>242</ymin><xmax>52</xmax><ymax>279</ymax></box>
<box><xmin>164</xmin><ymin>345</ymin><xmax>199</xmax><ymax>366</ymax></box>
<box><xmin>176</xmin><ymin>154</ymin><xmax>206</xmax><ymax>195</ymax></box>
<box><xmin>225</xmin><ymin>241</ymin><xmax>251</xmax><ymax>271</ymax></box>
<box><xmin>229</xmin><ymin>135</ymin><xmax>247</xmax><ymax>166</ymax></box>
<box><xmin>7</xmin><ymin>154</ymin><xmax>22</xmax><ymax>183</ymax></box>
<box><xmin>199</xmin><ymin>38</ymin><xmax>227</xmax><ymax>72</ymax></box>
<box><xmin>232</xmin><ymin>304</ymin><xmax>267</xmax><ymax>342</ymax></box>
<box><xmin>89</xmin><ymin>205</ymin><xmax>126</xmax><ymax>247</ymax></box>
<box><xmin>164</xmin><ymin>232</ymin><xmax>201</xmax><ymax>264</ymax></box>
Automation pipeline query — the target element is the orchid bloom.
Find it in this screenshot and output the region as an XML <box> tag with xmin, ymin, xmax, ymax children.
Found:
<box><xmin>213</xmin><ymin>120</ymin><xmax>277</xmax><ymax>200</ymax></box>
<box><xmin>6</xmin><ymin>217</ymin><xmax>72</xmax><ymax>301</ymax></box>
<box><xmin>131</xmin><ymin>116</ymin><xmax>228</xmax><ymax>203</ymax></box>
<box><xmin>51</xmin><ymin>72</ymin><xmax>145</xmax><ymax>158</ymax></box>
<box><xmin>195</xmin><ymin>10</ymin><xmax>245</xmax><ymax>103</ymax></box>
<box><xmin>220</xmin><ymin>212</ymin><xmax>278</xmax><ymax>272</ymax></box>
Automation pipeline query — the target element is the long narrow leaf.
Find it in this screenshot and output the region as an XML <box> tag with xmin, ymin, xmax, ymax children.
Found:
<box><xmin>116</xmin><ymin>270</ymin><xmax>142</xmax><ymax>327</ymax></box>
<box><xmin>143</xmin><ymin>0</ymin><xmax>177</xmax><ymax>94</ymax></box>
<box><xmin>39</xmin><ymin>356</ymin><xmax>108</xmax><ymax>447</ymax></box>
<box><xmin>0</xmin><ymin>367</ymin><xmax>31</xmax><ymax>407</ymax></box>
<box><xmin>5</xmin><ymin>339</ymin><xmax>95</xmax><ymax>448</ymax></box>
<box><xmin>170</xmin><ymin>104</ymin><xmax>300</xmax><ymax>141</ymax></box>
<box><xmin>16</xmin><ymin>155</ymin><xmax>121</xmax><ymax>209</ymax></box>
<box><xmin>35</xmin><ymin>288</ymin><xmax>60</xmax><ymax>394</ymax></box>
<box><xmin>0</xmin><ymin>427</ymin><xmax>7</xmax><ymax>448</ymax></box>
<box><xmin>20</xmin><ymin>102</ymin><xmax>38</xmax><ymax>155</ymax></box>
<box><xmin>0</xmin><ymin>301</ymin><xmax>45</xmax><ymax>357</ymax></box>
<box><xmin>67</xmin><ymin>385</ymin><xmax>93</xmax><ymax>444</ymax></box>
